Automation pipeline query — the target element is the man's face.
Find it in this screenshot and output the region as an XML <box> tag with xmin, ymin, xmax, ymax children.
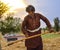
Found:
<box><xmin>28</xmin><ymin>11</ymin><xmax>34</xmax><ymax>15</ymax></box>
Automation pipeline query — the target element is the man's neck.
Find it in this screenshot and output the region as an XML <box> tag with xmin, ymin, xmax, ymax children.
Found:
<box><xmin>29</xmin><ymin>13</ymin><xmax>35</xmax><ymax>18</ymax></box>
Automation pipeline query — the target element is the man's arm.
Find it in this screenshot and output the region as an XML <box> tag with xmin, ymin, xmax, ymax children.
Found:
<box><xmin>21</xmin><ymin>17</ymin><xmax>29</xmax><ymax>37</ymax></box>
<box><xmin>39</xmin><ymin>14</ymin><xmax>53</xmax><ymax>32</ymax></box>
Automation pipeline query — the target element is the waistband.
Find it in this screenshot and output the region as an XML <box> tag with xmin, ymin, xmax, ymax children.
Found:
<box><xmin>27</xmin><ymin>26</ymin><xmax>41</xmax><ymax>32</ymax></box>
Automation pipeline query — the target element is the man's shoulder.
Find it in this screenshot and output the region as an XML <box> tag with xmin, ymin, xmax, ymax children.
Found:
<box><xmin>35</xmin><ymin>13</ymin><xmax>42</xmax><ymax>16</ymax></box>
<box><xmin>35</xmin><ymin>13</ymin><xmax>39</xmax><ymax>14</ymax></box>
<box><xmin>35</xmin><ymin>13</ymin><xmax>44</xmax><ymax>17</ymax></box>
<box><xmin>24</xmin><ymin>15</ymin><xmax>29</xmax><ymax>20</ymax></box>
<box><xmin>35</xmin><ymin>13</ymin><xmax>42</xmax><ymax>15</ymax></box>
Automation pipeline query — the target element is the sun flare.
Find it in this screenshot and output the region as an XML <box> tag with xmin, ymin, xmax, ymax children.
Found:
<box><xmin>2</xmin><ymin>0</ymin><xmax>26</xmax><ymax>12</ymax></box>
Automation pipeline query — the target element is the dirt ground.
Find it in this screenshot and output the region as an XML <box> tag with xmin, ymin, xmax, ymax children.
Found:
<box><xmin>43</xmin><ymin>37</ymin><xmax>60</xmax><ymax>50</ymax></box>
<box><xmin>2</xmin><ymin>37</ymin><xmax>60</xmax><ymax>50</ymax></box>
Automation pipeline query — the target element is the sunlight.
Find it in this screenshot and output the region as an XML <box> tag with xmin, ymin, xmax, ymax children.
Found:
<box><xmin>2</xmin><ymin>0</ymin><xmax>26</xmax><ymax>12</ymax></box>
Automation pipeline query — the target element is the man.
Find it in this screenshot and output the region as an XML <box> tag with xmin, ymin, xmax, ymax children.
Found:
<box><xmin>22</xmin><ymin>5</ymin><xmax>53</xmax><ymax>50</ymax></box>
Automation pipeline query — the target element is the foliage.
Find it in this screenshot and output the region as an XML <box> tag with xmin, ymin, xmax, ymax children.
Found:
<box><xmin>0</xmin><ymin>16</ymin><xmax>21</xmax><ymax>35</ymax></box>
<box><xmin>54</xmin><ymin>17</ymin><xmax>60</xmax><ymax>32</ymax></box>
<box><xmin>42</xmin><ymin>28</ymin><xmax>46</xmax><ymax>33</ymax></box>
<box><xmin>0</xmin><ymin>1</ymin><xmax>9</xmax><ymax>17</ymax></box>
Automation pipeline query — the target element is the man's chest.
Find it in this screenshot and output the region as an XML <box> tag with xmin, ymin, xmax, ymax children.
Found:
<box><xmin>27</xmin><ymin>16</ymin><xmax>40</xmax><ymax>24</ymax></box>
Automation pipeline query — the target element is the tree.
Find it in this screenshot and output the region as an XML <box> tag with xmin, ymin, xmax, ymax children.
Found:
<box><xmin>0</xmin><ymin>16</ymin><xmax>21</xmax><ymax>35</ymax></box>
<box><xmin>0</xmin><ymin>1</ymin><xmax>9</xmax><ymax>17</ymax></box>
<box><xmin>54</xmin><ymin>17</ymin><xmax>60</xmax><ymax>32</ymax></box>
<box><xmin>42</xmin><ymin>28</ymin><xmax>46</xmax><ymax>33</ymax></box>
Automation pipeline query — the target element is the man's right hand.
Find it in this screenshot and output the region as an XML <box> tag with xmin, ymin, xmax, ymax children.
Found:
<box><xmin>49</xmin><ymin>29</ymin><xmax>54</xmax><ymax>33</ymax></box>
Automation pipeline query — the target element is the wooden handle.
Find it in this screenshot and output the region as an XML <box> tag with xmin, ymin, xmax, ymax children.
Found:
<box><xmin>7</xmin><ymin>33</ymin><xmax>42</xmax><ymax>46</ymax></box>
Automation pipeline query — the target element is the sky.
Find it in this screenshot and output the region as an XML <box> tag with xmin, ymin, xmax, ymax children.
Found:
<box><xmin>1</xmin><ymin>0</ymin><xmax>60</xmax><ymax>28</ymax></box>
<box><xmin>23</xmin><ymin>0</ymin><xmax>60</xmax><ymax>28</ymax></box>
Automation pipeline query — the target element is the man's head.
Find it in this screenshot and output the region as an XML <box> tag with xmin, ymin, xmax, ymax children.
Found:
<box><xmin>26</xmin><ymin>5</ymin><xmax>35</xmax><ymax>13</ymax></box>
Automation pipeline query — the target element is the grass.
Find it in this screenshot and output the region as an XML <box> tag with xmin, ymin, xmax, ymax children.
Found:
<box><xmin>42</xmin><ymin>33</ymin><xmax>60</xmax><ymax>39</ymax></box>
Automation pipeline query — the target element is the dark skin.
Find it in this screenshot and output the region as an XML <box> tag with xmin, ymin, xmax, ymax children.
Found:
<box><xmin>25</xmin><ymin>11</ymin><xmax>35</xmax><ymax>37</ymax></box>
<box><xmin>21</xmin><ymin>11</ymin><xmax>53</xmax><ymax>37</ymax></box>
<box><xmin>21</xmin><ymin>9</ymin><xmax>54</xmax><ymax>49</ymax></box>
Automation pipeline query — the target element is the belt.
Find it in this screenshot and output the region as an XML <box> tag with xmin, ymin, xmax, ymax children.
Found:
<box><xmin>27</xmin><ymin>26</ymin><xmax>41</xmax><ymax>32</ymax></box>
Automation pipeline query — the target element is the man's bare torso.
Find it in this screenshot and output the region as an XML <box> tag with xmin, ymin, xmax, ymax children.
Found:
<box><xmin>25</xmin><ymin>13</ymin><xmax>41</xmax><ymax>30</ymax></box>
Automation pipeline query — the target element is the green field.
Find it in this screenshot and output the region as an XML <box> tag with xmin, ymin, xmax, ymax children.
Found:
<box><xmin>42</xmin><ymin>33</ymin><xmax>60</xmax><ymax>39</ymax></box>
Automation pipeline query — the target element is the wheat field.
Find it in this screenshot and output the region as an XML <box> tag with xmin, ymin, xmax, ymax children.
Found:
<box><xmin>1</xmin><ymin>33</ymin><xmax>60</xmax><ymax>50</ymax></box>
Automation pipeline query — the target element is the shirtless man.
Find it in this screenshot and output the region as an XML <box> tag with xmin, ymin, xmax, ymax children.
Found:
<box><xmin>22</xmin><ymin>5</ymin><xmax>53</xmax><ymax>50</ymax></box>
